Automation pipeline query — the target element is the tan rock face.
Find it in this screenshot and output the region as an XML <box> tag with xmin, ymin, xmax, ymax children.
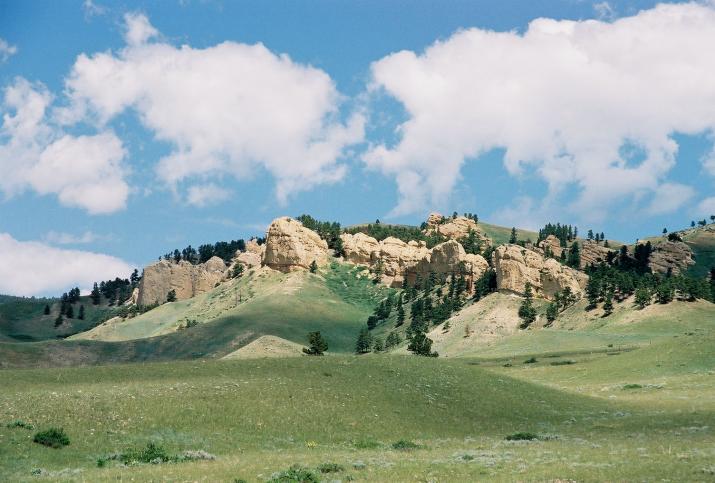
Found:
<box><xmin>538</xmin><ymin>235</ymin><xmax>563</xmax><ymax>258</ymax></box>
<box><xmin>423</xmin><ymin>212</ymin><xmax>491</xmax><ymax>246</ymax></box>
<box><xmin>340</xmin><ymin>232</ymin><xmax>380</xmax><ymax>265</ymax></box>
<box><xmin>492</xmin><ymin>244</ymin><xmax>587</xmax><ymax>300</ymax></box>
<box><xmin>647</xmin><ymin>240</ymin><xmax>694</xmax><ymax>275</ymax></box>
<box><xmin>580</xmin><ymin>240</ymin><xmax>615</xmax><ymax>269</ymax></box>
<box><xmin>262</xmin><ymin>217</ymin><xmax>329</xmax><ymax>272</ymax></box>
<box><xmin>137</xmin><ymin>256</ymin><xmax>227</xmax><ymax>305</ymax></box>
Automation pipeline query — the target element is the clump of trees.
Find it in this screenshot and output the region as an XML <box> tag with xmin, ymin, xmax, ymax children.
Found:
<box><xmin>303</xmin><ymin>331</ymin><xmax>328</xmax><ymax>355</ymax></box>
<box><xmin>537</xmin><ymin>223</ymin><xmax>578</xmax><ymax>246</ymax></box>
<box><xmin>162</xmin><ymin>239</ymin><xmax>248</xmax><ymax>265</ymax></box>
<box><xmin>296</xmin><ymin>214</ymin><xmax>344</xmax><ymax>257</ymax></box>
<box><xmin>345</xmin><ymin>222</ymin><xmax>447</xmax><ymax>248</ymax></box>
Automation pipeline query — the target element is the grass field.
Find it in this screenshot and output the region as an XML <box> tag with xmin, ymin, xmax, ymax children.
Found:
<box><xmin>1</xmin><ymin>353</ymin><xmax>714</xmax><ymax>482</ymax></box>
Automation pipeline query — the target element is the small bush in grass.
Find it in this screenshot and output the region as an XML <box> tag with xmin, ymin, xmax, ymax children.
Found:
<box><xmin>506</xmin><ymin>432</ymin><xmax>540</xmax><ymax>441</ymax></box>
<box><xmin>268</xmin><ymin>465</ymin><xmax>320</xmax><ymax>483</ymax></box>
<box><xmin>524</xmin><ymin>357</ymin><xmax>537</xmax><ymax>364</ymax></box>
<box><xmin>550</xmin><ymin>360</ymin><xmax>576</xmax><ymax>366</ymax></box>
<box><xmin>6</xmin><ymin>420</ymin><xmax>34</xmax><ymax>430</ymax></box>
<box><xmin>33</xmin><ymin>428</ymin><xmax>70</xmax><ymax>448</ymax></box>
<box><xmin>317</xmin><ymin>462</ymin><xmax>344</xmax><ymax>473</ymax></box>
<box><xmin>353</xmin><ymin>439</ymin><xmax>381</xmax><ymax>449</ymax></box>
<box><xmin>120</xmin><ymin>442</ymin><xmax>171</xmax><ymax>464</ymax></box>
<box><xmin>623</xmin><ymin>383</ymin><xmax>643</xmax><ymax>390</ymax></box>
<box><xmin>392</xmin><ymin>439</ymin><xmax>421</xmax><ymax>451</ymax></box>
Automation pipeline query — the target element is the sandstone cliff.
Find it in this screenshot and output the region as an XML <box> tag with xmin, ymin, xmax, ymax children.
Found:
<box><xmin>262</xmin><ymin>217</ymin><xmax>329</xmax><ymax>272</ymax></box>
<box><xmin>647</xmin><ymin>240</ymin><xmax>694</xmax><ymax>275</ymax></box>
<box><xmin>580</xmin><ymin>240</ymin><xmax>615</xmax><ymax>269</ymax></box>
<box><xmin>492</xmin><ymin>244</ymin><xmax>588</xmax><ymax>300</ymax></box>
<box><xmin>235</xmin><ymin>238</ymin><xmax>264</xmax><ymax>268</ymax></box>
<box><xmin>423</xmin><ymin>212</ymin><xmax>491</xmax><ymax>246</ymax></box>
<box><xmin>136</xmin><ymin>256</ymin><xmax>227</xmax><ymax>305</ymax></box>
<box><xmin>537</xmin><ymin>235</ymin><xmax>563</xmax><ymax>258</ymax></box>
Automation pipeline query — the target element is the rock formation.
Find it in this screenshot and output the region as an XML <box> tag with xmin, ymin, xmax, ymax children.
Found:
<box><xmin>262</xmin><ymin>217</ymin><xmax>329</xmax><ymax>272</ymax></box>
<box><xmin>647</xmin><ymin>240</ymin><xmax>694</xmax><ymax>275</ymax></box>
<box><xmin>235</xmin><ymin>238</ymin><xmax>264</xmax><ymax>268</ymax></box>
<box><xmin>492</xmin><ymin>244</ymin><xmax>588</xmax><ymax>300</ymax></box>
<box><xmin>423</xmin><ymin>212</ymin><xmax>491</xmax><ymax>246</ymax></box>
<box><xmin>136</xmin><ymin>256</ymin><xmax>227</xmax><ymax>305</ymax></box>
<box><xmin>340</xmin><ymin>232</ymin><xmax>381</xmax><ymax>265</ymax></box>
<box><xmin>580</xmin><ymin>240</ymin><xmax>615</xmax><ymax>269</ymax></box>
<box><xmin>537</xmin><ymin>235</ymin><xmax>563</xmax><ymax>258</ymax></box>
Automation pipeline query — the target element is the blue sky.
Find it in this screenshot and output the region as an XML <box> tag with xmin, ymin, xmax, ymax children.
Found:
<box><xmin>1</xmin><ymin>0</ymin><xmax>714</xmax><ymax>296</ymax></box>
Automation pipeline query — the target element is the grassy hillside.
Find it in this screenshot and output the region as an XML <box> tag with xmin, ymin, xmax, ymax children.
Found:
<box><xmin>1</xmin><ymin>355</ymin><xmax>713</xmax><ymax>481</ymax></box>
<box><xmin>0</xmin><ymin>263</ymin><xmax>388</xmax><ymax>368</ymax></box>
<box><xmin>0</xmin><ymin>295</ymin><xmax>117</xmax><ymax>342</ymax></box>
<box><xmin>683</xmin><ymin>226</ymin><xmax>715</xmax><ymax>278</ymax></box>
<box><xmin>478</xmin><ymin>222</ymin><xmax>538</xmax><ymax>245</ymax></box>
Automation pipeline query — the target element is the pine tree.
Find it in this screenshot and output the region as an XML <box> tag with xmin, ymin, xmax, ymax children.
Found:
<box><xmin>302</xmin><ymin>331</ymin><xmax>328</xmax><ymax>355</ymax></box>
<box><xmin>372</xmin><ymin>337</ymin><xmax>384</xmax><ymax>352</ymax></box>
<box><xmin>545</xmin><ymin>302</ymin><xmax>559</xmax><ymax>325</ymax></box>
<box><xmin>518</xmin><ymin>282</ymin><xmax>537</xmax><ymax>329</ymax></box>
<box><xmin>166</xmin><ymin>289</ymin><xmax>177</xmax><ymax>303</ymax></box>
<box><xmin>43</xmin><ymin>304</ymin><xmax>50</xmax><ymax>315</ymax></box>
<box><xmin>91</xmin><ymin>283</ymin><xmax>101</xmax><ymax>305</ymax></box>
<box><xmin>509</xmin><ymin>227</ymin><xmax>518</xmax><ymax>244</ymax></box>
<box><xmin>355</xmin><ymin>328</ymin><xmax>372</xmax><ymax>354</ymax></box>
<box><xmin>567</xmin><ymin>242</ymin><xmax>581</xmax><ymax>268</ymax></box>
<box><xmin>309</xmin><ymin>260</ymin><xmax>318</xmax><ymax>273</ymax></box>
<box><xmin>710</xmin><ymin>267</ymin><xmax>715</xmax><ymax>302</ymax></box>
<box><xmin>65</xmin><ymin>304</ymin><xmax>74</xmax><ymax>319</ymax></box>
<box><xmin>385</xmin><ymin>332</ymin><xmax>401</xmax><ymax>349</ymax></box>
<box><xmin>54</xmin><ymin>315</ymin><xmax>63</xmax><ymax>328</ymax></box>
<box><xmin>78</xmin><ymin>305</ymin><xmax>85</xmax><ymax>320</ymax></box>
<box><xmin>635</xmin><ymin>286</ymin><xmax>650</xmax><ymax>309</ymax></box>
<box><xmin>407</xmin><ymin>331</ymin><xmax>438</xmax><ymax>357</ymax></box>
<box><xmin>396</xmin><ymin>303</ymin><xmax>405</xmax><ymax>327</ymax></box>
<box><xmin>603</xmin><ymin>289</ymin><xmax>614</xmax><ymax>316</ymax></box>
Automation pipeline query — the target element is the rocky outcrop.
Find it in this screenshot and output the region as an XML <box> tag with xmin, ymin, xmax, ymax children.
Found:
<box><xmin>136</xmin><ymin>256</ymin><xmax>227</xmax><ymax>305</ymax></box>
<box><xmin>376</xmin><ymin>237</ymin><xmax>430</xmax><ymax>287</ymax></box>
<box><xmin>340</xmin><ymin>232</ymin><xmax>381</xmax><ymax>265</ymax></box>
<box><xmin>423</xmin><ymin>213</ymin><xmax>491</xmax><ymax>246</ymax></box>
<box><xmin>537</xmin><ymin>235</ymin><xmax>563</xmax><ymax>258</ymax></box>
<box><xmin>492</xmin><ymin>244</ymin><xmax>588</xmax><ymax>300</ymax></box>
<box><xmin>647</xmin><ymin>240</ymin><xmax>694</xmax><ymax>275</ymax></box>
<box><xmin>580</xmin><ymin>240</ymin><xmax>615</xmax><ymax>269</ymax></box>
<box><xmin>262</xmin><ymin>217</ymin><xmax>329</xmax><ymax>272</ymax></box>
<box><xmin>236</xmin><ymin>238</ymin><xmax>264</xmax><ymax>268</ymax></box>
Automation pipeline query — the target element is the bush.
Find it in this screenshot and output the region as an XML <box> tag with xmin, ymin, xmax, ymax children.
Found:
<box><xmin>391</xmin><ymin>439</ymin><xmax>421</xmax><ymax>451</ymax></box>
<box><xmin>505</xmin><ymin>432</ymin><xmax>539</xmax><ymax>441</ymax></box>
<box><xmin>550</xmin><ymin>360</ymin><xmax>576</xmax><ymax>366</ymax></box>
<box><xmin>353</xmin><ymin>439</ymin><xmax>381</xmax><ymax>449</ymax></box>
<box><xmin>6</xmin><ymin>420</ymin><xmax>34</xmax><ymax>430</ymax></box>
<box><xmin>524</xmin><ymin>357</ymin><xmax>538</xmax><ymax>364</ymax></box>
<box><xmin>622</xmin><ymin>383</ymin><xmax>643</xmax><ymax>390</ymax></box>
<box><xmin>317</xmin><ymin>462</ymin><xmax>344</xmax><ymax>473</ymax></box>
<box><xmin>268</xmin><ymin>465</ymin><xmax>320</xmax><ymax>482</ymax></box>
<box><xmin>120</xmin><ymin>442</ymin><xmax>171</xmax><ymax>464</ymax></box>
<box><xmin>33</xmin><ymin>428</ymin><xmax>70</xmax><ymax>448</ymax></box>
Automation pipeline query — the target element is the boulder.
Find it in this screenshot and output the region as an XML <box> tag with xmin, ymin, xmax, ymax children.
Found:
<box><xmin>538</xmin><ymin>235</ymin><xmax>563</xmax><ymax>258</ymax></box>
<box><xmin>647</xmin><ymin>240</ymin><xmax>694</xmax><ymax>275</ymax></box>
<box><xmin>340</xmin><ymin>232</ymin><xmax>380</xmax><ymax>265</ymax></box>
<box><xmin>136</xmin><ymin>256</ymin><xmax>227</xmax><ymax>305</ymax></box>
<box><xmin>580</xmin><ymin>240</ymin><xmax>615</xmax><ymax>269</ymax></box>
<box><xmin>376</xmin><ymin>237</ymin><xmax>430</xmax><ymax>287</ymax></box>
<box><xmin>262</xmin><ymin>217</ymin><xmax>329</xmax><ymax>272</ymax></box>
<box><xmin>492</xmin><ymin>244</ymin><xmax>587</xmax><ymax>300</ymax></box>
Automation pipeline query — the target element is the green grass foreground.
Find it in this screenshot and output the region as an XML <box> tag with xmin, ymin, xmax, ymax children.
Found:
<box><xmin>2</xmin><ymin>355</ymin><xmax>714</xmax><ymax>481</ymax></box>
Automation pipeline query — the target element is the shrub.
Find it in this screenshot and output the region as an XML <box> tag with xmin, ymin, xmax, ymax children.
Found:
<box><xmin>392</xmin><ymin>439</ymin><xmax>421</xmax><ymax>451</ymax></box>
<box><xmin>623</xmin><ymin>383</ymin><xmax>643</xmax><ymax>390</ymax></box>
<box><xmin>268</xmin><ymin>465</ymin><xmax>320</xmax><ymax>483</ymax></box>
<box><xmin>505</xmin><ymin>432</ymin><xmax>539</xmax><ymax>441</ymax></box>
<box><xmin>353</xmin><ymin>439</ymin><xmax>381</xmax><ymax>449</ymax></box>
<box><xmin>120</xmin><ymin>442</ymin><xmax>171</xmax><ymax>464</ymax></box>
<box><xmin>33</xmin><ymin>428</ymin><xmax>70</xmax><ymax>448</ymax></box>
<box><xmin>317</xmin><ymin>462</ymin><xmax>344</xmax><ymax>473</ymax></box>
<box><xmin>550</xmin><ymin>360</ymin><xmax>576</xmax><ymax>366</ymax></box>
<box><xmin>524</xmin><ymin>357</ymin><xmax>537</xmax><ymax>364</ymax></box>
<box><xmin>6</xmin><ymin>420</ymin><xmax>34</xmax><ymax>430</ymax></box>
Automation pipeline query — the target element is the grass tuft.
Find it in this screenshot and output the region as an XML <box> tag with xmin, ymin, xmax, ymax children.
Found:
<box><xmin>505</xmin><ymin>432</ymin><xmax>540</xmax><ymax>441</ymax></box>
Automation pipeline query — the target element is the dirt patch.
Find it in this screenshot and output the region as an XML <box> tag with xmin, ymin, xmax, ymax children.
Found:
<box><xmin>221</xmin><ymin>335</ymin><xmax>305</xmax><ymax>360</ymax></box>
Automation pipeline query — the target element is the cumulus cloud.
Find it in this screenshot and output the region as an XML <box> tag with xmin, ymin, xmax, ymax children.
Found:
<box><xmin>63</xmin><ymin>13</ymin><xmax>364</xmax><ymax>204</ymax></box>
<box><xmin>82</xmin><ymin>0</ymin><xmax>107</xmax><ymax>19</ymax></box>
<box><xmin>0</xmin><ymin>233</ymin><xmax>134</xmax><ymax>296</ymax></box>
<box><xmin>697</xmin><ymin>197</ymin><xmax>715</xmax><ymax>217</ymax></box>
<box><xmin>0</xmin><ymin>38</ymin><xmax>17</xmax><ymax>62</ymax></box>
<box><xmin>0</xmin><ymin>78</ymin><xmax>130</xmax><ymax>213</ymax></box>
<box><xmin>186</xmin><ymin>183</ymin><xmax>231</xmax><ymax>207</ymax></box>
<box><xmin>365</xmin><ymin>3</ymin><xmax>715</xmax><ymax>219</ymax></box>
<box><xmin>645</xmin><ymin>182</ymin><xmax>695</xmax><ymax>215</ymax></box>
<box><xmin>43</xmin><ymin>230</ymin><xmax>110</xmax><ymax>245</ymax></box>
<box><xmin>593</xmin><ymin>2</ymin><xmax>616</xmax><ymax>21</ymax></box>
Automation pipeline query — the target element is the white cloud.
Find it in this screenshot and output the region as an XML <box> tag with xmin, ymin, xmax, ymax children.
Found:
<box><xmin>0</xmin><ymin>38</ymin><xmax>17</xmax><ymax>62</ymax></box>
<box><xmin>82</xmin><ymin>0</ymin><xmax>107</xmax><ymax>18</ymax></box>
<box><xmin>645</xmin><ymin>182</ymin><xmax>695</xmax><ymax>215</ymax></box>
<box><xmin>0</xmin><ymin>78</ymin><xmax>130</xmax><ymax>214</ymax></box>
<box><xmin>0</xmin><ymin>233</ymin><xmax>134</xmax><ymax>296</ymax></box>
<box><xmin>64</xmin><ymin>13</ymin><xmax>364</xmax><ymax>204</ymax></box>
<box><xmin>186</xmin><ymin>183</ymin><xmax>231</xmax><ymax>207</ymax></box>
<box><xmin>703</xmin><ymin>150</ymin><xmax>715</xmax><ymax>176</ymax></box>
<box><xmin>365</xmin><ymin>3</ymin><xmax>715</xmax><ymax>219</ymax></box>
<box><xmin>43</xmin><ymin>230</ymin><xmax>109</xmax><ymax>245</ymax></box>
<box><xmin>593</xmin><ymin>2</ymin><xmax>616</xmax><ymax>21</ymax></box>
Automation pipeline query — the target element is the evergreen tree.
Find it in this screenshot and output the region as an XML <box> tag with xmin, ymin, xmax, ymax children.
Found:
<box><xmin>372</xmin><ymin>338</ymin><xmax>384</xmax><ymax>352</ymax></box>
<box><xmin>43</xmin><ymin>304</ymin><xmax>50</xmax><ymax>315</ymax></box>
<box><xmin>603</xmin><ymin>289</ymin><xmax>614</xmax><ymax>316</ymax></box>
<box><xmin>354</xmin><ymin>328</ymin><xmax>372</xmax><ymax>354</ymax></box>
<box><xmin>587</xmin><ymin>229</ymin><xmax>594</xmax><ymax>240</ymax></box>
<box><xmin>65</xmin><ymin>304</ymin><xmax>74</xmax><ymax>319</ymax></box>
<box><xmin>232</xmin><ymin>264</ymin><xmax>244</xmax><ymax>278</ymax></box>
<box><xmin>130</xmin><ymin>269</ymin><xmax>141</xmax><ymax>285</ymax></box>
<box><xmin>385</xmin><ymin>331</ymin><xmax>401</xmax><ymax>349</ymax></box>
<box><xmin>302</xmin><ymin>331</ymin><xmax>328</xmax><ymax>355</ymax></box>
<box><xmin>656</xmin><ymin>281</ymin><xmax>674</xmax><ymax>304</ymax></box>
<box><xmin>545</xmin><ymin>302</ymin><xmax>559</xmax><ymax>325</ymax></box>
<box><xmin>635</xmin><ymin>285</ymin><xmax>651</xmax><ymax>309</ymax></box>
<box><xmin>407</xmin><ymin>331</ymin><xmax>438</xmax><ymax>357</ymax></box>
<box><xmin>91</xmin><ymin>282</ymin><xmax>101</xmax><ymax>305</ymax></box>
<box><xmin>518</xmin><ymin>283</ymin><xmax>537</xmax><ymax>329</ymax></box>
<box><xmin>366</xmin><ymin>315</ymin><xmax>379</xmax><ymax>330</ymax></box>
<box><xmin>54</xmin><ymin>314</ymin><xmax>63</xmax><ymax>328</ymax></box>
<box><xmin>396</xmin><ymin>303</ymin><xmax>405</xmax><ymax>327</ymax></box>
<box><xmin>166</xmin><ymin>289</ymin><xmax>177</xmax><ymax>303</ymax></box>
<box><xmin>309</xmin><ymin>260</ymin><xmax>318</xmax><ymax>273</ymax></box>
<box><xmin>567</xmin><ymin>242</ymin><xmax>581</xmax><ymax>268</ymax></box>
<box><xmin>509</xmin><ymin>227</ymin><xmax>518</xmax><ymax>244</ymax></box>
<box><xmin>78</xmin><ymin>305</ymin><xmax>85</xmax><ymax>320</ymax></box>
<box><xmin>710</xmin><ymin>267</ymin><xmax>715</xmax><ymax>302</ymax></box>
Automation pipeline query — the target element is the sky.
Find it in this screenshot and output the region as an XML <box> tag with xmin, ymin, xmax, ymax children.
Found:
<box><xmin>1</xmin><ymin>0</ymin><xmax>714</xmax><ymax>296</ymax></box>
